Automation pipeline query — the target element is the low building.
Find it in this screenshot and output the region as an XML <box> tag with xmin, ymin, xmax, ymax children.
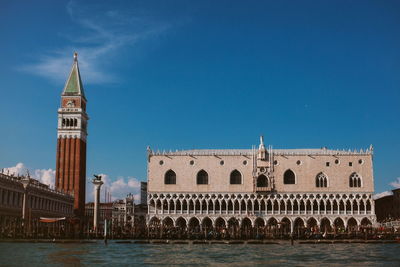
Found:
<box><xmin>0</xmin><ymin>172</ymin><xmax>74</xmax><ymax>237</ymax></box>
<box><xmin>84</xmin><ymin>193</ymin><xmax>147</xmax><ymax>237</ymax></box>
<box><xmin>141</xmin><ymin>182</ymin><xmax>147</xmax><ymax>205</ymax></box>
<box><xmin>132</xmin><ymin>203</ymin><xmax>148</xmax><ymax>237</ymax></box>
<box><xmin>112</xmin><ymin>193</ymin><xmax>135</xmax><ymax>229</ymax></box>
<box><xmin>375</xmin><ymin>188</ymin><xmax>400</xmax><ymax>223</ymax></box>
<box><xmin>84</xmin><ymin>202</ymin><xmax>113</xmax><ymax>232</ymax></box>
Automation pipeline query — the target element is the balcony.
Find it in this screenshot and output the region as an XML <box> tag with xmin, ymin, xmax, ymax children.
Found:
<box><xmin>255</xmin><ymin>186</ymin><xmax>272</xmax><ymax>193</ymax></box>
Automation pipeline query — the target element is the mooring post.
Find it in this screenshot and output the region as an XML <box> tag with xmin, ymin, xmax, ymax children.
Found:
<box><xmin>104</xmin><ymin>219</ymin><xmax>108</xmax><ymax>245</ymax></box>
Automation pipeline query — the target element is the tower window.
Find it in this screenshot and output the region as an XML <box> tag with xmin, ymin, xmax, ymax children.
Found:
<box><xmin>315</xmin><ymin>172</ymin><xmax>328</xmax><ymax>187</ymax></box>
<box><xmin>164</xmin><ymin>170</ymin><xmax>176</xmax><ymax>185</ymax></box>
<box><xmin>197</xmin><ymin>170</ymin><xmax>209</xmax><ymax>185</ymax></box>
<box><xmin>349</xmin><ymin>162</ymin><xmax>353</xmax><ymax>166</ymax></box>
<box><xmin>230</xmin><ymin>170</ymin><xmax>242</xmax><ymax>184</ymax></box>
<box><xmin>257</xmin><ymin>175</ymin><xmax>268</xmax><ymax>187</ymax></box>
<box><xmin>283</xmin><ymin>169</ymin><xmax>295</xmax><ymax>184</ymax></box>
<box><xmin>326</xmin><ymin>162</ymin><xmax>330</xmax><ymax>167</ymax></box>
<box><xmin>349</xmin><ymin>172</ymin><xmax>362</xmax><ymax>188</ymax></box>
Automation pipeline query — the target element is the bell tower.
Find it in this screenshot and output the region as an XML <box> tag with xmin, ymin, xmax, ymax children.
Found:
<box><xmin>55</xmin><ymin>52</ymin><xmax>88</xmax><ymax>217</ymax></box>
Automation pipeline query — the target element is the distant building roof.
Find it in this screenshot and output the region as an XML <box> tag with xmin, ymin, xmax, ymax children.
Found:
<box><xmin>374</xmin><ymin>188</ymin><xmax>400</xmax><ymax>200</ymax></box>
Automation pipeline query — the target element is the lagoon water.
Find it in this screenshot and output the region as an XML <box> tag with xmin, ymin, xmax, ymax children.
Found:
<box><xmin>1</xmin><ymin>242</ymin><xmax>400</xmax><ymax>266</ymax></box>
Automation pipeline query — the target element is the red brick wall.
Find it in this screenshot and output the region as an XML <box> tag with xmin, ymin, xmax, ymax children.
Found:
<box><xmin>56</xmin><ymin>137</ymin><xmax>87</xmax><ymax>217</ymax></box>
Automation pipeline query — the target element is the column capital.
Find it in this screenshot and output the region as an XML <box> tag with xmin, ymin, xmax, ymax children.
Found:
<box><xmin>92</xmin><ymin>175</ymin><xmax>104</xmax><ymax>188</ymax></box>
<box><xmin>21</xmin><ymin>176</ymin><xmax>31</xmax><ymax>190</ymax></box>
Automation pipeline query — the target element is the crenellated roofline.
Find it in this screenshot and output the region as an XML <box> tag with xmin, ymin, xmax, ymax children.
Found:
<box><xmin>148</xmin><ymin>147</ymin><xmax>374</xmax><ymax>157</ymax></box>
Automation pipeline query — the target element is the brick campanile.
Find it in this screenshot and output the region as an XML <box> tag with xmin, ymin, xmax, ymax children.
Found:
<box><xmin>55</xmin><ymin>52</ymin><xmax>88</xmax><ymax>217</ymax></box>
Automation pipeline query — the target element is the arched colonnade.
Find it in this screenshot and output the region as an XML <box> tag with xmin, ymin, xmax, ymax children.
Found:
<box><xmin>148</xmin><ymin>192</ymin><xmax>374</xmax><ymax>217</ymax></box>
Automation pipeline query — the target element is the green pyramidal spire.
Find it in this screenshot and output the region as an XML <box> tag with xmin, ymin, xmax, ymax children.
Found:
<box><xmin>62</xmin><ymin>52</ymin><xmax>86</xmax><ymax>100</ymax></box>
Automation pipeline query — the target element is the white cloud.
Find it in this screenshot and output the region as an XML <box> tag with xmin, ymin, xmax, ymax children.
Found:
<box><xmin>3</xmin><ymin>162</ymin><xmax>55</xmax><ymax>188</ymax></box>
<box><xmin>86</xmin><ymin>173</ymin><xmax>142</xmax><ymax>203</ymax></box>
<box><xmin>389</xmin><ymin>177</ymin><xmax>400</xmax><ymax>188</ymax></box>
<box><xmin>2</xmin><ymin>162</ymin><xmax>27</xmax><ymax>176</ymax></box>
<box><xmin>2</xmin><ymin>163</ymin><xmax>141</xmax><ymax>203</ymax></box>
<box><xmin>34</xmin><ymin>168</ymin><xmax>56</xmax><ymax>188</ymax></box>
<box><xmin>19</xmin><ymin>0</ymin><xmax>171</xmax><ymax>84</ymax></box>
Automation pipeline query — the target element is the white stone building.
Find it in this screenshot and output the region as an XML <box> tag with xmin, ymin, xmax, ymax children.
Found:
<box><xmin>146</xmin><ymin>137</ymin><xmax>376</xmax><ymax>235</ymax></box>
<box><xmin>111</xmin><ymin>193</ymin><xmax>135</xmax><ymax>228</ymax></box>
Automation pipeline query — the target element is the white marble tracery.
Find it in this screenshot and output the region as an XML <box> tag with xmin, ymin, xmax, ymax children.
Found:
<box><xmin>147</xmin><ymin>192</ymin><xmax>375</xmax><ymax>230</ymax></box>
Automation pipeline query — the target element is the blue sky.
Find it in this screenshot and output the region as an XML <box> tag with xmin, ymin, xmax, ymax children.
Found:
<box><xmin>0</xmin><ymin>0</ymin><xmax>399</xmax><ymax>200</ymax></box>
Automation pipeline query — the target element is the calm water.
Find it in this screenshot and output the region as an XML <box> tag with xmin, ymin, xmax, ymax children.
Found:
<box><xmin>1</xmin><ymin>242</ymin><xmax>400</xmax><ymax>266</ymax></box>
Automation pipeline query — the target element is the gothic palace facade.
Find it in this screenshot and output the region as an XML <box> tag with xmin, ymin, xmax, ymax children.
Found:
<box><xmin>147</xmin><ymin>137</ymin><xmax>376</xmax><ymax>233</ymax></box>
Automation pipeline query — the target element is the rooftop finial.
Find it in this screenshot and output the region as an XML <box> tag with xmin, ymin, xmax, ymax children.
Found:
<box><xmin>258</xmin><ymin>135</ymin><xmax>266</xmax><ymax>151</ymax></box>
<box><xmin>73</xmin><ymin>52</ymin><xmax>78</xmax><ymax>62</ymax></box>
<box><xmin>258</xmin><ymin>135</ymin><xmax>267</xmax><ymax>160</ymax></box>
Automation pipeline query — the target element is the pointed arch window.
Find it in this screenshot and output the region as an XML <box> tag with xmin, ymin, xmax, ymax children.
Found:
<box><xmin>197</xmin><ymin>170</ymin><xmax>209</xmax><ymax>185</ymax></box>
<box><xmin>230</xmin><ymin>170</ymin><xmax>242</xmax><ymax>184</ymax></box>
<box><xmin>315</xmin><ymin>172</ymin><xmax>328</xmax><ymax>187</ymax></box>
<box><xmin>164</xmin><ymin>170</ymin><xmax>176</xmax><ymax>185</ymax></box>
<box><xmin>349</xmin><ymin>172</ymin><xmax>362</xmax><ymax>188</ymax></box>
<box><xmin>256</xmin><ymin>175</ymin><xmax>268</xmax><ymax>187</ymax></box>
<box><xmin>283</xmin><ymin>169</ymin><xmax>295</xmax><ymax>184</ymax></box>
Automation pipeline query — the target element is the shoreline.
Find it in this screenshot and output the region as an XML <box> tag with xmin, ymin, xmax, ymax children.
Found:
<box><xmin>0</xmin><ymin>239</ymin><xmax>399</xmax><ymax>244</ymax></box>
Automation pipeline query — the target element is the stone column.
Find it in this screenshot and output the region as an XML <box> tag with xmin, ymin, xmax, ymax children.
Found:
<box><xmin>92</xmin><ymin>176</ymin><xmax>103</xmax><ymax>233</ymax></box>
<box><xmin>290</xmin><ymin>220</ymin><xmax>294</xmax><ymax>234</ymax></box>
<box><xmin>20</xmin><ymin>176</ymin><xmax>31</xmax><ymax>234</ymax></box>
<box><xmin>297</xmin><ymin>202</ymin><xmax>301</xmax><ymax>214</ymax></box>
<box><xmin>174</xmin><ymin>201</ymin><xmax>177</xmax><ymax>214</ymax></box>
<box><xmin>371</xmin><ymin>199</ymin><xmax>375</xmax><ymax>216</ymax></box>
